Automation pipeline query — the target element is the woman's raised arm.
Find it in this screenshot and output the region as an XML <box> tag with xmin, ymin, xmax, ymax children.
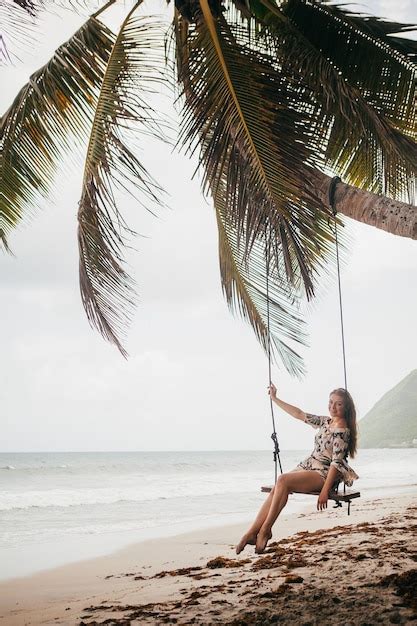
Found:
<box><xmin>268</xmin><ymin>384</ymin><xmax>307</xmax><ymax>422</ymax></box>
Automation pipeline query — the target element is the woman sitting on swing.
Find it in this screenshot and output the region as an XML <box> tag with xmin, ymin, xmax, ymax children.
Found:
<box><xmin>236</xmin><ymin>384</ymin><xmax>359</xmax><ymax>555</ymax></box>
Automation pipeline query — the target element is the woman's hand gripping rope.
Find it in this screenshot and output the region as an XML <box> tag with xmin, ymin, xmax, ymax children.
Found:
<box><xmin>268</xmin><ymin>383</ymin><xmax>277</xmax><ymax>400</ymax></box>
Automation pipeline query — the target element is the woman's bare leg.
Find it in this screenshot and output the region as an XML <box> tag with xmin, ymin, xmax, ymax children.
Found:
<box><xmin>255</xmin><ymin>470</ymin><xmax>324</xmax><ymax>553</ymax></box>
<box><xmin>236</xmin><ymin>487</ymin><xmax>275</xmax><ymax>554</ymax></box>
<box><xmin>236</xmin><ymin>472</ymin><xmax>304</xmax><ymax>554</ymax></box>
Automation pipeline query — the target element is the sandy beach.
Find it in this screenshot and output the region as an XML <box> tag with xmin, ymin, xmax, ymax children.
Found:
<box><xmin>1</xmin><ymin>491</ymin><xmax>416</xmax><ymax>625</ymax></box>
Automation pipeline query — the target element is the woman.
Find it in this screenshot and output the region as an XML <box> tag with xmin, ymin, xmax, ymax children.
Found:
<box><xmin>236</xmin><ymin>384</ymin><xmax>359</xmax><ymax>555</ymax></box>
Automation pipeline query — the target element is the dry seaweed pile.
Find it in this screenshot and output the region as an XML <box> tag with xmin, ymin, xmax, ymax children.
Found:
<box><xmin>78</xmin><ymin>504</ymin><xmax>417</xmax><ymax>626</ymax></box>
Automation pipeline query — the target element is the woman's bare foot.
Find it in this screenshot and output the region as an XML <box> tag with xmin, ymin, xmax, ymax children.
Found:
<box><xmin>255</xmin><ymin>528</ymin><xmax>272</xmax><ymax>554</ymax></box>
<box><xmin>236</xmin><ymin>532</ymin><xmax>257</xmax><ymax>555</ymax></box>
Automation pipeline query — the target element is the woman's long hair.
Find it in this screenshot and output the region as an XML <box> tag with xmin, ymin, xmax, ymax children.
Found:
<box><xmin>331</xmin><ymin>388</ymin><xmax>357</xmax><ymax>458</ymax></box>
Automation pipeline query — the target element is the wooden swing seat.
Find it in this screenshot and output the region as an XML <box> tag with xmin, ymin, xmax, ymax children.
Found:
<box><xmin>261</xmin><ymin>485</ymin><xmax>361</xmax><ymax>515</ymax></box>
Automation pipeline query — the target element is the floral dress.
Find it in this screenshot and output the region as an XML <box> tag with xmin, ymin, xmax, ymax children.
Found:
<box><xmin>296</xmin><ymin>414</ymin><xmax>359</xmax><ymax>487</ymax></box>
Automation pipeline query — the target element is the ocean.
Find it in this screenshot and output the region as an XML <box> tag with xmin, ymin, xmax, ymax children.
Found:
<box><xmin>1</xmin><ymin>449</ymin><xmax>416</xmax><ymax>580</ymax></box>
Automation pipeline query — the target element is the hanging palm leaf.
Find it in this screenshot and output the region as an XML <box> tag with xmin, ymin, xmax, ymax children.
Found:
<box><xmin>10</xmin><ymin>0</ymin><xmax>37</xmax><ymax>14</ymax></box>
<box><xmin>174</xmin><ymin>5</ymin><xmax>336</xmax><ymax>303</ymax></box>
<box><xmin>9</xmin><ymin>0</ymin><xmax>98</xmax><ymax>14</ymax></box>
<box><xmin>215</xmin><ymin>178</ymin><xmax>307</xmax><ymax>377</ymax></box>
<box><xmin>0</xmin><ymin>16</ymin><xmax>114</xmax><ymax>243</ymax></box>
<box><xmin>77</xmin><ymin>6</ymin><xmax>166</xmax><ymax>355</ymax></box>
<box><xmin>313</xmin><ymin>1</ymin><xmax>417</xmax><ymax>64</ymax></box>
<box><xmin>333</xmin><ymin>11</ymin><xmax>417</xmax><ymax>61</ymax></box>
<box><xmin>284</xmin><ymin>0</ymin><xmax>416</xmax><ymax>198</ymax></box>
<box><xmin>0</xmin><ymin>0</ymin><xmax>100</xmax><ymax>63</ymax></box>
<box><xmin>1</xmin><ymin>5</ymin><xmax>166</xmax><ymax>355</ymax></box>
<box><xmin>248</xmin><ymin>0</ymin><xmax>417</xmax><ymax>200</ymax></box>
<box><xmin>0</xmin><ymin>0</ymin><xmax>39</xmax><ymax>62</ymax></box>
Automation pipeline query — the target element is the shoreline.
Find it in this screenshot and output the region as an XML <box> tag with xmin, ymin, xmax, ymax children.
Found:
<box><xmin>2</xmin><ymin>481</ymin><xmax>416</xmax><ymax>583</ymax></box>
<box><xmin>1</xmin><ymin>490</ymin><xmax>416</xmax><ymax>625</ymax></box>
<box><xmin>2</xmin><ymin>449</ymin><xmax>416</xmax><ymax>584</ymax></box>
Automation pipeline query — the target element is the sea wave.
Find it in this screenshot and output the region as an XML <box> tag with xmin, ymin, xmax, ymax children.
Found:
<box><xmin>0</xmin><ymin>480</ymin><xmax>263</xmax><ymax>511</ymax></box>
<box><xmin>0</xmin><ymin>450</ymin><xmax>277</xmax><ymax>475</ymax></box>
<box><xmin>0</xmin><ymin>460</ymin><xmax>229</xmax><ymax>474</ymax></box>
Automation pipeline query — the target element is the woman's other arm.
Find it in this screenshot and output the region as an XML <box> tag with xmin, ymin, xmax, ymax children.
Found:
<box><xmin>317</xmin><ymin>465</ymin><xmax>340</xmax><ymax>510</ymax></box>
<box><xmin>268</xmin><ymin>384</ymin><xmax>307</xmax><ymax>422</ymax></box>
<box><xmin>318</xmin><ymin>431</ymin><xmax>350</xmax><ymax>510</ymax></box>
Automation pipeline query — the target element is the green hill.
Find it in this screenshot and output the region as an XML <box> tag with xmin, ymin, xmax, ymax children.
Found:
<box><xmin>359</xmin><ymin>370</ymin><xmax>417</xmax><ymax>448</ymax></box>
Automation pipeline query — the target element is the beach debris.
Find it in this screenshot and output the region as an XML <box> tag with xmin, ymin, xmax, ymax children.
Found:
<box><xmin>284</xmin><ymin>555</ymin><xmax>309</xmax><ymax>569</ymax></box>
<box><xmin>260</xmin><ymin>584</ymin><xmax>290</xmax><ymax>597</ymax></box>
<box><xmin>380</xmin><ymin>568</ymin><xmax>417</xmax><ymax>614</ymax></box>
<box><xmin>80</xmin><ymin>601</ymin><xmax>169</xmax><ymax>624</ymax></box>
<box><xmin>76</xmin><ymin>502</ymin><xmax>417</xmax><ymax>626</ymax></box>
<box><xmin>212</xmin><ymin>598</ymin><xmax>231</xmax><ymax>605</ymax></box>
<box><xmin>153</xmin><ymin>566</ymin><xmax>203</xmax><ymax>578</ymax></box>
<box><xmin>104</xmin><ymin>571</ymin><xmax>147</xmax><ymax>580</ymax></box>
<box><xmin>227</xmin><ymin>608</ymin><xmax>280</xmax><ymax>625</ymax></box>
<box><xmin>206</xmin><ymin>556</ymin><xmax>250</xmax><ymax>569</ymax></box>
<box><xmin>284</xmin><ymin>574</ymin><xmax>303</xmax><ymax>584</ymax></box>
<box><xmin>251</xmin><ymin>545</ymin><xmax>289</xmax><ymax>571</ymax></box>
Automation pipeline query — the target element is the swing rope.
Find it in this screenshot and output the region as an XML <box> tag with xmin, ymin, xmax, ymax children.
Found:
<box><xmin>265</xmin><ymin>227</ymin><xmax>283</xmax><ymax>482</ymax></box>
<box><xmin>328</xmin><ymin>177</ymin><xmax>348</xmax><ymax>391</ymax></box>
<box><xmin>265</xmin><ymin>176</ymin><xmax>348</xmax><ymax>480</ymax></box>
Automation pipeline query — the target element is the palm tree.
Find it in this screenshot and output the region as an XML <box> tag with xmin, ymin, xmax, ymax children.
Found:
<box><xmin>1</xmin><ymin>0</ymin><xmax>416</xmax><ymax>376</ymax></box>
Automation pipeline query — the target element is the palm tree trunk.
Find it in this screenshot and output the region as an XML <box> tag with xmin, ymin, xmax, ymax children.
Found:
<box><xmin>309</xmin><ymin>171</ymin><xmax>417</xmax><ymax>240</ymax></box>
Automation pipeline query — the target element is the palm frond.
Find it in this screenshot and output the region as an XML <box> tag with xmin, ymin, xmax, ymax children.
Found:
<box><xmin>0</xmin><ymin>0</ymin><xmax>38</xmax><ymax>63</ymax></box>
<box><xmin>215</xmin><ymin>179</ymin><xmax>307</xmax><ymax>378</ymax></box>
<box><xmin>0</xmin><ymin>16</ymin><xmax>114</xmax><ymax>241</ymax></box>
<box><xmin>10</xmin><ymin>0</ymin><xmax>98</xmax><ymax>14</ymax></box>
<box><xmin>10</xmin><ymin>0</ymin><xmax>37</xmax><ymax>14</ymax></box>
<box><xmin>1</xmin><ymin>8</ymin><xmax>166</xmax><ymax>354</ymax></box>
<box><xmin>78</xmin><ymin>7</ymin><xmax>166</xmax><ymax>355</ymax></box>
<box><xmin>174</xmin><ymin>5</ymin><xmax>336</xmax><ymax>303</ymax></box>
<box><xmin>0</xmin><ymin>227</ymin><xmax>12</xmax><ymax>253</ymax></box>
<box><xmin>271</xmin><ymin>0</ymin><xmax>417</xmax><ymax>201</ymax></box>
<box><xmin>233</xmin><ymin>0</ymin><xmax>416</xmax><ymax>202</ymax></box>
<box><xmin>319</xmin><ymin>1</ymin><xmax>417</xmax><ymax>62</ymax></box>
<box><xmin>0</xmin><ymin>0</ymin><xmax>111</xmax><ymax>64</ymax></box>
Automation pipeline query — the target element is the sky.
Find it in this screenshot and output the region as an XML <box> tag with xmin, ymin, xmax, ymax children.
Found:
<box><xmin>1</xmin><ymin>0</ymin><xmax>416</xmax><ymax>452</ymax></box>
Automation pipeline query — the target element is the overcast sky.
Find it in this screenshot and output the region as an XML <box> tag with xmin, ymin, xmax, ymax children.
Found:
<box><xmin>1</xmin><ymin>0</ymin><xmax>416</xmax><ymax>452</ymax></box>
